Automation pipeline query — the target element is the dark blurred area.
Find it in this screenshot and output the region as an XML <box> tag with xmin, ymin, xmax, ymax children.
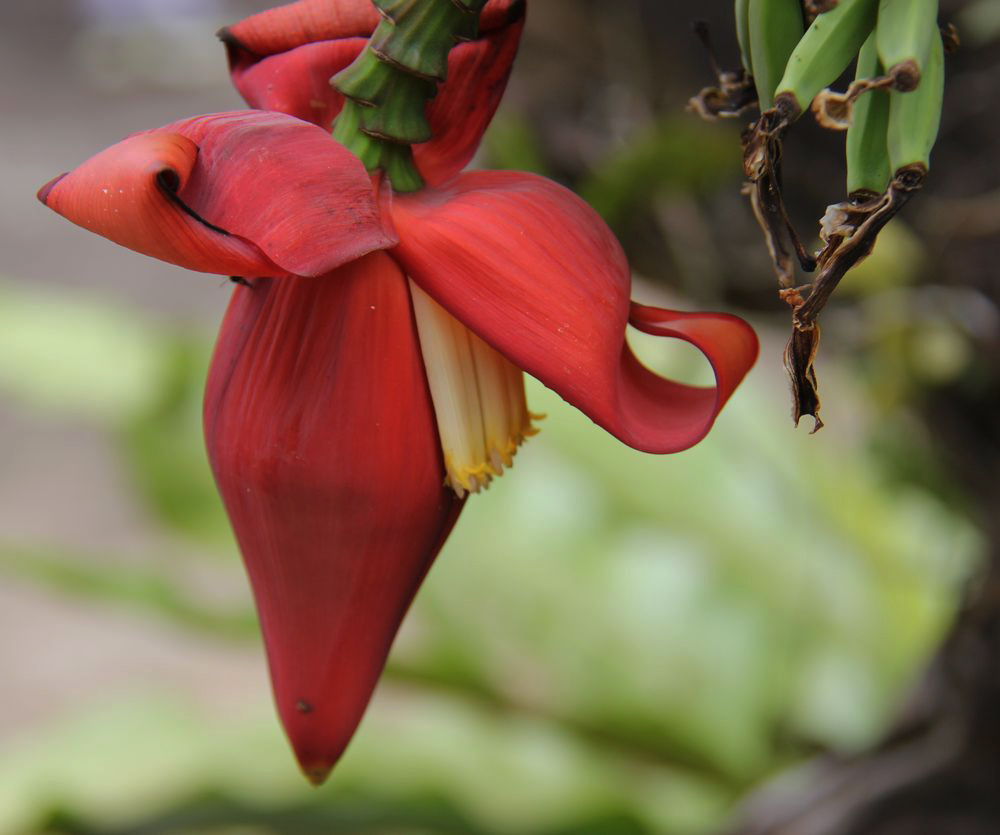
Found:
<box><xmin>1</xmin><ymin>1</ymin><xmax>999</xmax><ymax>833</ymax></box>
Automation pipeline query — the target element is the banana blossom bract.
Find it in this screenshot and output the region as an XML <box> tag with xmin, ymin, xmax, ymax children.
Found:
<box><xmin>37</xmin><ymin>0</ymin><xmax>758</xmax><ymax>784</ymax></box>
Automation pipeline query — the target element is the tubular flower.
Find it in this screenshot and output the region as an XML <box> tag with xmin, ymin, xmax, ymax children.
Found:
<box><xmin>37</xmin><ymin>0</ymin><xmax>758</xmax><ymax>785</ymax></box>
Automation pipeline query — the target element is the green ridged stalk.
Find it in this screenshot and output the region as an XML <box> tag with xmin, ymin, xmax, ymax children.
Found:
<box><xmin>332</xmin><ymin>0</ymin><xmax>488</xmax><ymax>192</ymax></box>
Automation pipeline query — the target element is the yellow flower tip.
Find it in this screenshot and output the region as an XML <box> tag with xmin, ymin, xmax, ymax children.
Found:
<box><xmin>444</xmin><ymin>457</ymin><xmax>498</xmax><ymax>496</ymax></box>
<box><xmin>489</xmin><ymin>448</ymin><xmax>506</xmax><ymax>474</ymax></box>
<box><xmin>410</xmin><ymin>279</ymin><xmax>539</xmax><ymax>500</ymax></box>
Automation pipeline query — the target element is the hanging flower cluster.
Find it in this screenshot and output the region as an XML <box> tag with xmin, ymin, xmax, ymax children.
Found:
<box><xmin>38</xmin><ymin>0</ymin><xmax>758</xmax><ymax>784</ymax></box>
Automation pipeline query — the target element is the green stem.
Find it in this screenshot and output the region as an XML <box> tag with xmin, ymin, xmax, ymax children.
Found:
<box><xmin>332</xmin><ymin>0</ymin><xmax>489</xmax><ymax>192</ymax></box>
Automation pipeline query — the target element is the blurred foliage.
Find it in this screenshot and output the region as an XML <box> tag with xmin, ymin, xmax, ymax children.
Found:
<box><xmin>481</xmin><ymin>114</ymin><xmax>549</xmax><ymax>176</ymax></box>
<box><xmin>485</xmin><ymin>113</ymin><xmax>740</xmax><ymax>230</ymax></box>
<box><xmin>576</xmin><ymin>117</ymin><xmax>739</xmax><ymax>229</ymax></box>
<box><xmin>0</xmin><ymin>280</ymin><xmax>170</xmax><ymax>423</ymax></box>
<box><xmin>0</xmin><ymin>279</ymin><xmax>225</xmax><ymax>544</ymax></box>
<box><xmin>123</xmin><ymin>337</ymin><xmax>232</xmax><ymax>546</ymax></box>
<box><xmin>956</xmin><ymin>0</ymin><xmax>1000</xmax><ymax>47</ymax></box>
<box><xmin>0</xmin><ymin>278</ymin><xmax>980</xmax><ymax>835</ymax></box>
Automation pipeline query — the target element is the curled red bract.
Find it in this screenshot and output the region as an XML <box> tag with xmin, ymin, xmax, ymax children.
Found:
<box><xmin>37</xmin><ymin>111</ymin><xmax>395</xmax><ymax>277</ymax></box>
<box><xmin>390</xmin><ymin>172</ymin><xmax>759</xmax><ymax>452</ymax></box>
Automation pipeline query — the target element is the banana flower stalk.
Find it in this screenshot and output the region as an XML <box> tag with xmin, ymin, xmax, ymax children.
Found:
<box><xmin>37</xmin><ymin>0</ymin><xmax>758</xmax><ymax>784</ymax></box>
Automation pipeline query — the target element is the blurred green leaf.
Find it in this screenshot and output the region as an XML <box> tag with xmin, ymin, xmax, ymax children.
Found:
<box><xmin>122</xmin><ymin>337</ymin><xmax>232</xmax><ymax>546</ymax></box>
<box><xmin>483</xmin><ymin>113</ymin><xmax>549</xmax><ymax>175</ymax></box>
<box><xmin>0</xmin><ymin>545</ymin><xmax>255</xmax><ymax>640</ymax></box>
<box><xmin>837</xmin><ymin>220</ymin><xmax>925</xmax><ymax>295</ymax></box>
<box><xmin>0</xmin><ymin>692</ymin><xmax>729</xmax><ymax>835</ymax></box>
<box><xmin>578</xmin><ymin>117</ymin><xmax>740</xmax><ymax>228</ymax></box>
<box><xmin>398</xmin><ymin>369</ymin><xmax>980</xmax><ymax>783</ymax></box>
<box><xmin>0</xmin><ymin>279</ymin><xmax>170</xmax><ymax>423</ymax></box>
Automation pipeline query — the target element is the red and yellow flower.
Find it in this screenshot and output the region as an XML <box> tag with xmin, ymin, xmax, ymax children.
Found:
<box><xmin>38</xmin><ymin>0</ymin><xmax>757</xmax><ymax>784</ymax></box>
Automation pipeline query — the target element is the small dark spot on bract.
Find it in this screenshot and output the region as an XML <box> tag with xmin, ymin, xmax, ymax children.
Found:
<box><xmin>296</xmin><ymin>699</ymin><xmax>313</xmax><ymax>714</ymax></box>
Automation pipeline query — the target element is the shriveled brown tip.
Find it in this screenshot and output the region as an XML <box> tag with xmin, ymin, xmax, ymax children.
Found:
<box><xmin>784</xmin><ymin>323</ymin><xmax>822</xmax><ymax>431</ymax></box>
<box><xmin>689</xmin><ymin>70</ymin><xmax>757</xmax><ymax>120</ymax></box>
<box><xmin>940</xmin><ymin>23</ymin><xmax>960</xmax><ymax>54</ymax></box>
<box><xmin>688</xmin><ymin>89</ymin><xmax>724</xmax><ymax>120</ymax></box>
<box><xmin>889</xmin><ymin>59</ymin><xmax>921</xmax><ymax>93</ymax></box>
<box><xmin>812</xmin><ymin>89</ymin><xmax>851</xmax><ymax>130</ymax></box>
<box><xmin>893</xmin><ymin>162</ymin><xmax>928</xmax><ymax>192</ymax></box>
<box><xmin>37</xmin><ymin>173</ymin><xmax>67</xmax><ymax>206</ymax></box>
<box><xmin>848</xmin><ymin>188</ymin><xmax>882</xmax><ymax>204</ymax></box>
<box><xmin>773</xmin><ymin>91</ymin><xmax>802</xmax><ymax>124</ymax></box>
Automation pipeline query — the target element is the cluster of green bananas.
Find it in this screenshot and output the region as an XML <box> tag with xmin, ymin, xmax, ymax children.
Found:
<box><xmin>727</xmin><ymin>0</ymin><xmax>950</xmax><ymax>428</ymax></box>
<box><xmin>737</xmin><ymin>0</ymin><xmax>945</xmax><ymax>196</ymax></box>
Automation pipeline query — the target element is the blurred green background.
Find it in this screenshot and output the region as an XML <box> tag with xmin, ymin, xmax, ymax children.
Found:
<box><xmin>1</xmin><ymin>1</ymin><xmax>997</xmax><ymax>833</ymax></box>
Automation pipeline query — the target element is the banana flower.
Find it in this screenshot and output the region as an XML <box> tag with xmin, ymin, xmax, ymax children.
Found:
<box><xmin>37</xmin><ymin>0</ymin><xmax>757</xmax><ymax>784</ymax></box>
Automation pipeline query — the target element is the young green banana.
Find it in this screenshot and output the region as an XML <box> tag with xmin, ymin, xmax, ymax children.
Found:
<box><xmin>887</xmin><ymin>28</ymin><xmax>944</xmax><ymax>177</ymax></box>
<box><xmin>735</xmin><ymin>0</ymin><xmax>753</xmax><ymax>73</ymax></box>
<box><xmin>876</xmin><ymin>0</ymin><xmax>939</xmax><ymax>91</ymax></box>
<box><xmin>773</xmin><ymin>0</ymin><xmax>879</xmax><ymax>120</ymax></box>
<box><xmin>748</xmin><ymin>0</ymin><xmax>804</xmax><ymax>110</ymax></box>
<box><xmin>846</xmin><ymin>33</ymin><xmax>892</xmax><ymax>195</ymax></box>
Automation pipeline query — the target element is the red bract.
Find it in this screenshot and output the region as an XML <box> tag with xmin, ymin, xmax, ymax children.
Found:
<box><xmin>38</xmin><ymin>112</ymin><xmax>394</xmax><ymax>277</ymax></box>
<box><xmin>391</xmin><ymin>172</ymin><xmax>759</xmax><ymax>452</ymax></box>
<box><xmin>38</xmin><ymin>0</ymin><xmax>758</xmax><ymax>784</ymax></box>
<box><xmin>204</xmin><ymin>255</ymin><xmax>462</xmax><ymax>783</ymax></box>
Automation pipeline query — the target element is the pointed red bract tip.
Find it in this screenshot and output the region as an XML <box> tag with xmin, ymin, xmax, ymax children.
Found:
<box><xmin>38</xmin><ymin>111</ymin><xmax>395</xmax><ymax>278</ymax></box>
<box><xmin>39</xmin><ymin>129</ymin><xmax>279</xmax><ymax>277</ymax></box>
<box><xmin>36</xmin><ymin>173</ymin><xmax>66</xmax><ymax>206</ymax></box>
<box><xmin>205</xmin><ymin>253</ymin><xmax>462</xmax><ymax>779</ymax></box>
